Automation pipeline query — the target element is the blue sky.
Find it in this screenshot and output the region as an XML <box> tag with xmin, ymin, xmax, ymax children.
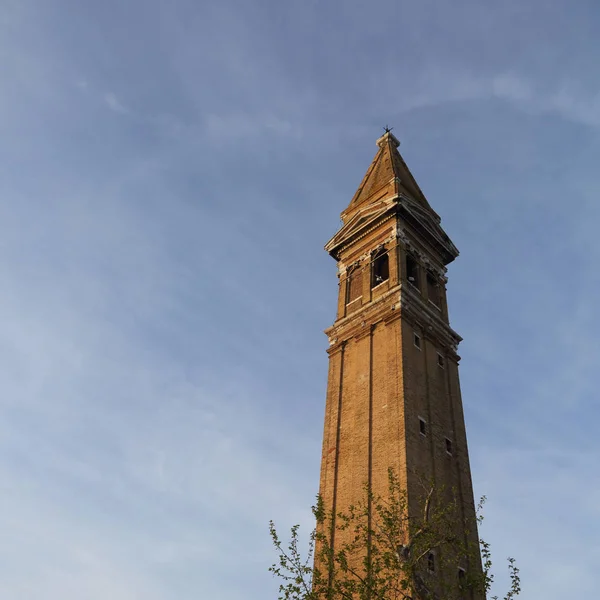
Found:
<box><xmin>1</xmin><ymin>0</ymin><xmax>599</xmax><ymax>598</ymax></box>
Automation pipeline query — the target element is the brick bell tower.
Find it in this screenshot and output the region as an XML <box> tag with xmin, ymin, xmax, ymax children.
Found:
<box><xmin>318</xmin><ymin>130</ymin><xmax>481</xmax><ymax>590</ymax></box>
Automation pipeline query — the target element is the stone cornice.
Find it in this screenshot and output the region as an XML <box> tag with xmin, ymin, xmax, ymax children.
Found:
<box><xmin>325</xmin><ymin>284</ymin><xmax>401</xmax><ymax>348</ymax></box>
<box><xmin>325</xmin><ymin>282</ymin><xmax>461</xmax><ymax>359</ymax></box>
<box><xmin>326</xmin><ymin>199</ymin><xmax>398</xmax><ymax>261</ymax></box>
<box><xmin>338</xmin><ymin>232</ymin><xmax>400</xmax><ymax>276</ymax></box>
<box><xmin>399</xmin><ymin>283</ymin><xmax>462</xmax><ymax>357</ymax></box>
<box><xmin>397</xmin><ymin>196</ymin><xmax>458</xmax><ymax>266</ymax></box>
<box><xmin>334</xmin><ymin>211</ymin><xmax>396</xmax><ymax>260</ymax></box>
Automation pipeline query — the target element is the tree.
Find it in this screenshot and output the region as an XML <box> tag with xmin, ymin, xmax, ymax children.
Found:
<box><xmin>269</xmin><ymin>469</ymin><xmax>520</xmax><ymax>600</ymax></box>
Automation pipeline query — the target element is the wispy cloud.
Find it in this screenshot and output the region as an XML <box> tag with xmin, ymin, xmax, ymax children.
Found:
<box><xmin>104</xmin><ymin>92</ymin><xmax>130</xmax><ymax>114</ymax></box>
<box><xmin>492</xmin><ymin>73</ymin><xmax>600</xmax><ymax>127</ymax></box>
<box><xmin>391</xmin><ymin>69</ymin><xmax>600</xmax><ymax>128</ymax></box>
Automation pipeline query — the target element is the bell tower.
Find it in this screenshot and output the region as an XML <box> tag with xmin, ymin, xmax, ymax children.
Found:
<box><xmin>318</xmin><ymin>131</ymin><xmax>481</xmax><ymax>592</ymax></box>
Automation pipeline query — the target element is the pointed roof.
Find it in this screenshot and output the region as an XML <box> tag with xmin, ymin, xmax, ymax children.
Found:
<box><xmin>327</xmin><ymin>132</ymin><xmax>458</xmax><ymax>264</ymax></box>
<box><xmin>342</xmin><ymin>131</ymin><xmax>438</xmax><ymax>222</ymax></box>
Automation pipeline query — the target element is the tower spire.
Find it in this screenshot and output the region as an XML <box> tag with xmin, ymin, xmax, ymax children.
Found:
<box><xmin>342</xmin><ymin>130</ymin><xmax>437</xmax><ymax>223</ymax></box>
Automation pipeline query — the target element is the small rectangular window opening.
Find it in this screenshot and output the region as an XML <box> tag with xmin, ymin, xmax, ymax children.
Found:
<box><xmin>372</xmin><ymin>252</ymin><xmax>389</xmax><ymax>287</ymax></box>
<box><xmin>406</xmin><ymin>254</ymin><xmax>419</xmax><ymax>288</ymax></box>
<box><xmin>437</xmin><ymin>353</ymin><xmax>444</xmax><ymax>368</ymax></box>
<box><xmin>445</xmin><ymin>438</ymin><xmax>453</xmax><ymax>455</ymax></box>
<box><xmin>419</xmin><ymin>417</ymin><xmax>427</xmax><ymax>436</ymax></box>
<box><xmin>427</xmin><ymin>552</ymin><xmax>435</xmax><ymax>573</ymax></box>
<box><xmin>458</xmin><ymin>567</ymin><xmax>466</xmax><ymax>591</ymax></box>
<box><xmin>427</xmin><ymin>272</ymin><xmax>440</xmax><ymax>306</ymax></box>
<box><xmin>458</xmin><ymin>567</ymin><xmax>467</xmax><ymax>600</ymax></box>
<box><xmin>414</xmin><ymin>333</ymin><xmax>421</xmax><ymax>350</ymax></box>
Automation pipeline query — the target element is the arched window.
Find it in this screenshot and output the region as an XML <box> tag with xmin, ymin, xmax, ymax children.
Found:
<box><xmin>345</xmin><ymin>264</ymin><xmax>362</xmax><ymax>304</ymax></box>
<box><xmin>406</xmin><ymin>253</ymin><xmax>419</xmax><ymax>288</ymax></box>
<box><xmin>427</xmin><ymin>272</ymin><xmax>440</xmax><ymax>307</ymax></box>
<box><xmin>371</xmin><ymin>249</ymin><xmax>389</xmax><ymax>288</ymax></box>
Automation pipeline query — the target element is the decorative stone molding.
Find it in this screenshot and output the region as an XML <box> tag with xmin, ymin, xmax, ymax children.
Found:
<box><xmin>426</xmin><ymin>265</ymin><xmax>446</xmax><ymax>282</ymax></box>
<box><xmin>371</xmin><ymin>244</ymin><xmax>386</xmax><ymax>257</ymax></box>
<box><xmin>398</xmin><ymin>283</ymin><xmax>462</xmax><ymax>354</ymax></box>
<box><xmin>329</xmin><ymin>207</ymin><xmax>397</xmax><ymax>258</ymax></box>
<box><xmin>396</xmin><ymin>228</ymin><xmax>410</xmax><ymax>245</ymax></box>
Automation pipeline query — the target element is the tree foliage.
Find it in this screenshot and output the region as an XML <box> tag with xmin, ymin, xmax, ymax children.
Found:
<box><xmin>270</xmin><ymin>469</ymin><xmax>520</xmax><ymax>600</ymax></box>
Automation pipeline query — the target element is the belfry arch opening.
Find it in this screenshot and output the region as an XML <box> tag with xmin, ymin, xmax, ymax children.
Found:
<box><xmin>427</xmin><ymin>271</ymin><xmax>441</xmax><ymax>307</ymax></box>
<box><xmin>371</xmin><ymin>250</ymin><xmax>389</xmax><ymax>288</ymax></box>
<box><xmin>345</xmin><ymin>264</ymin><xmax>362</xmax><ymax>304</ymax></box>
<box><xmin>406</xmin><ymin>253</ymin><xmax>419</xmax><ymax>288</ymax></box>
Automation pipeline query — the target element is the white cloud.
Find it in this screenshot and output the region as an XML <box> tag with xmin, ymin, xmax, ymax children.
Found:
<box><xmin>492</xmin><ymin>73</ymin><xmax>533</xmax><ymax>103</ymax></box>
<box><xmin>394</xmin><ymin>68</ymin><xmax>600</xmax><ymax>129</ymax></box>
<box><xmin>104</xmin><ymin>92</ymin><xmax>130</xmax><ymax>114</ymax></box>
